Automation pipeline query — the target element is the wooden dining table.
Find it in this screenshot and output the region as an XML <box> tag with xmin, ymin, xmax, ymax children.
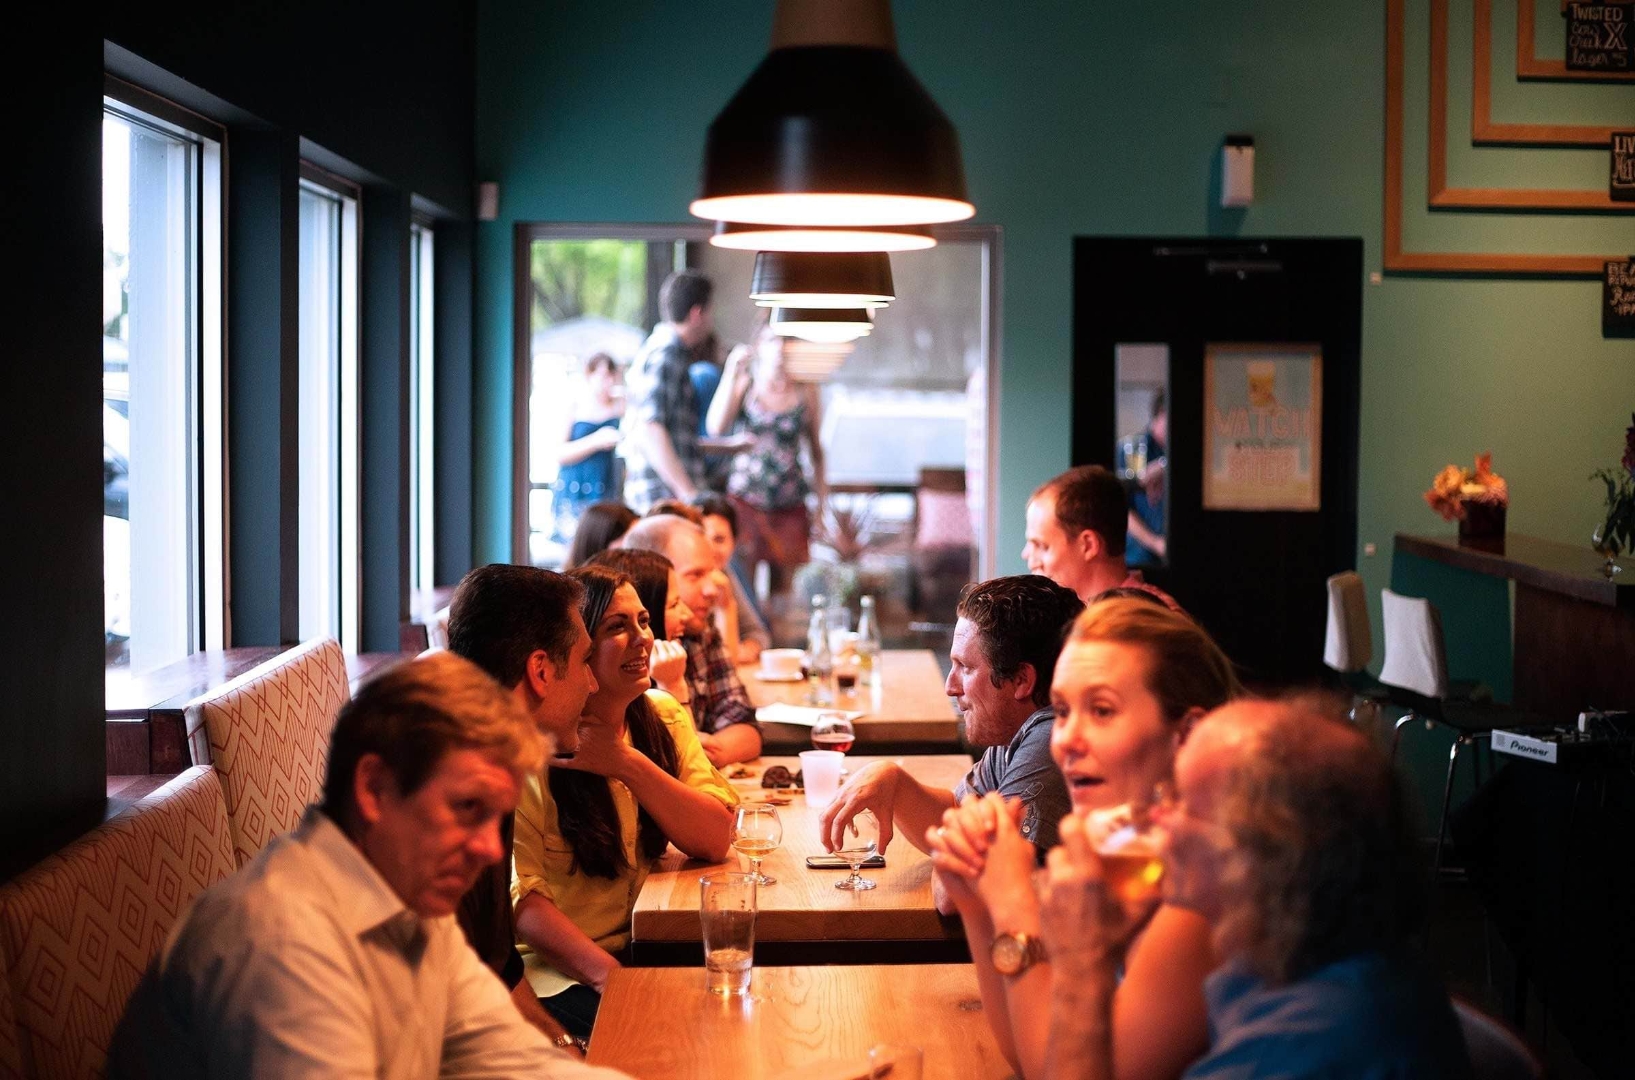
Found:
<box><xmin>630</xmin><ymin>754</ymin><xmax>973</xmax><ymax>961</ymax></box>
<box><xmin>741</xmin><ymin>649</ymin><xmax>961</xmax><ymax>752</ymax></box>
<box><xmin>586</xmin><ymin>964</ymin><xmax>1014</xmax><ymax>1079</ymax></box>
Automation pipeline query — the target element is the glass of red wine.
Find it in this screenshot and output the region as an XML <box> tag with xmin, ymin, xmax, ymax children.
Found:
<box><xmin>810</xmin><ymin>712</ymin><xmax>856</xmax><ymax>754</ymax></box>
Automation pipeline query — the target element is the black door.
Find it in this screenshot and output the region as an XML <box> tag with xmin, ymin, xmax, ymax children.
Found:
<box><xmin>1072</xmin><ymin>238</ymin><xmax>1363</xmax><ymax>686</ymax></box>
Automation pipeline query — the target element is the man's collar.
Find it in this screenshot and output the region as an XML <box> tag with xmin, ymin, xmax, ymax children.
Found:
<box><xmin>298</xmin><ymin>807</ymin><xmax>415</xmax><ymax>940</ymax></box>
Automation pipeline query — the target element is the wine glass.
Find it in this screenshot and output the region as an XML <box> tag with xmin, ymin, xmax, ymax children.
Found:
<box><xmin>732</xmin><ymin>804</ymin><xmax>783</xmax><ymax>887</ymax></box>
<box><xmin>811</xmin><ymin>712</ymin><xmax>856</xmax><ymax>753</ymax></box>
<box><xmin>834</xmin><ymin>808</ymin><xmax>880</xmax><ymax>891</ymax></box>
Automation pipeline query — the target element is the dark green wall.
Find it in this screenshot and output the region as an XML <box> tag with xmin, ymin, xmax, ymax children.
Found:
<box><xmin>474</xmin><ymin>0</ymin><xmax>1633</xmax><ymax>680</ymax></box>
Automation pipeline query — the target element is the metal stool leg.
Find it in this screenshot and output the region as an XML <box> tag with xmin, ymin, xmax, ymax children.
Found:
<box><xmin>1433</xmin><ymin>735</ymin><xmax>1466</xmax><ymax>874</ymax></box>
<box><xmin>1391</xmin><ymin>711</ymin><xmax>1416</xmax><ymax>762</ymax></box>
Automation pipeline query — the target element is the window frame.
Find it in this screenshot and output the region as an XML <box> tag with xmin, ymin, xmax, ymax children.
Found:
<box><xmin>296</xmin><ymin>162</ymin><xmax>363</xmax><ymax>653</ymax></box>
<box><xmin>101</xmin><ymin>75</ymin><xmax>227</xmax><ymax>675</ymax></box>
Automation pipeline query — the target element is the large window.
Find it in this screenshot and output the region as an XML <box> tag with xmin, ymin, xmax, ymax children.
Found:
<box><xmin>409</xmin><ymin>220</ymin><xmax>436</xmax><ymax>614</ymax></box>
<box><xmin>101</xmin><ymin>85</ymin><xmax>223</xmax><ymax>686</ymax></box>
<box><xmin>297</xmin><ymin>171</ymin><xmax>360</xmax><ymax>650</ymax></box>
<box><xmin>514</xmin><ymin>225</ymin><xmax>1000</xmax><ymax>653</ymax></box>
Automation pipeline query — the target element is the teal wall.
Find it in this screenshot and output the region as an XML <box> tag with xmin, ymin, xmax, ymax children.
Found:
<box><xmin>475</xmin><ymin>0</ymin><xmax>1634</xmax><ymax>677</ymax></box>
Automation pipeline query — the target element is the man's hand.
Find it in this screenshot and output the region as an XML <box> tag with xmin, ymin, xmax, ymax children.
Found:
<box><xmin>551</xmin><ymin>720</ymin><xmax>636</xmax><ymax>782</ymax></box>
<box><xmin>509</xmin><ymin>981</ymin><xmax>584</xmax><ymax>1059</ymax></box>
<box><xmin>1039</xmin><ymin>812</ymin><xmax>1158</xmax><ymax>975</ymax></box>
<box><xmin>696</xmin><ymin>730</ymin><xmax>724</xmax><ymax>766</ymax></box>
<box><xmin>819</xmin><ymin>760</ymin><xmax>901</xmax><ymax>853</ymax></box>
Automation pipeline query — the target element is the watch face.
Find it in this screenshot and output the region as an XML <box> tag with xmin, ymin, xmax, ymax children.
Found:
<box><xmin>991</xmin><ymin>933</ymin><xmax>1023</xmax><ymax>975</ymax></box>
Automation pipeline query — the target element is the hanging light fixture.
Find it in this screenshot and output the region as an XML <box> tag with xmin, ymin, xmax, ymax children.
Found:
<box><xmin>750</xmin><ymin>251</ymin><xmax>894</xmax><ymax>310</ymax></box>
<box><xmin>781</xmin><ymin>339</ymin><xmax>855</xmax><ymax>383</ymax></box>
<box><xmin>691</xmin><ymin>0</ymin><xmax>974</xmax><ymax>233</ymax></box>
<box><xmin>770</xmin><ymin>306</ymin><xmax>875</xmax><ymax>344</ymax></box>
<box><xmin>710</xmin><ymin>221</ymin><xmax>936</xmax><ymax>254</ymax></box>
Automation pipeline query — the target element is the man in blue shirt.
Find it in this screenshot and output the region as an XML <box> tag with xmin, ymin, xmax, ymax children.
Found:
<box><xmin>1039</xmin><ymin>698</ymin><xmax>1473</xmax><ymax>1080</ymax></box>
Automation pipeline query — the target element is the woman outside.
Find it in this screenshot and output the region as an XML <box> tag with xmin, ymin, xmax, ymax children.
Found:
<box><xmin>554</xmin><ymin>353</ymin><xmax>625</xmax><ymax>535</ymax></box>
<box><xmin>511</xmin><ymin>564</ymin><xmax>737</xmax><ymax>1039</ymax></box>
<box><xmin>705</xmin><ymin>328</ymin><xmax>826</xmax><ymax>598</ymax></box>
<box><xmin>927</xmin><ymin>597</ymin><xmax>1240</xmax><ymax>1080</ymax></box>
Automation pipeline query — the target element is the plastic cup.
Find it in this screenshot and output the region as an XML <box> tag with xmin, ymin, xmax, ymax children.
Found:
<box><xmin>699</xmin><ymin>872</ymin><xmax>757</xmax><ymax>996</ymax></box>
<box><xmin>799</xmin><ymin>749</ymin><xmax>845</xmax><ymax>809</ymax></box>
<box><xmin>868</xmin><ymin>1044</ymin><xmax>924</xmax><ymax>1079</ymax></box>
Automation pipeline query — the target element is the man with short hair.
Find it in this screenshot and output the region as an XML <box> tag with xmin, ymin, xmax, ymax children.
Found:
<box><xmin>622</xmin><ymin>270</ymin><xmax>716</xmax><ymax>511</ymax></box>
<box><xmin>693</xmin><ymin>493</ymin><xmax>770</xmax><ymax>665</ymax></box>
<box><xmin>1023</xmin><ymin>465</ymin><xmax>1179</xmax><ymax>610</ymax></box>
<box><xmin>110</xmin><ymin>652</ymin><xmax>624</xmax><ymax>1078</ymax></box>
<box><xmin>1040</xmin><ymin>698</ymin><xmax>1472</xmax><ymax>1080</ymax></box>
<box><xmin>820</xmin><ymin>576</ymin><xmax>1084</xmax><ymax>912</ymax></box>
<box><xmin>446</xmin><ymin>564</ymin><xmax>597</xmax><ymax>1045</ymax></box>
<box><xmin>621</xmin><ymin>514</ymin><xmax>762</xmax><ymax>766</ymax></box>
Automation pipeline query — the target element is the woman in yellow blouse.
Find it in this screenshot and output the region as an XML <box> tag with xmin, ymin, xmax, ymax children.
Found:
<box><xmin>512</xmin><ymin>561</ymin><xmax>738</xmax><ymax>1039</ymax></box>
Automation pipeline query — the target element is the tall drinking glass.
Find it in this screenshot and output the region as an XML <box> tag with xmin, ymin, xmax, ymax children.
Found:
<box><xmin>834</xmin><ymin>808</ymin><xmax>880</xmax><ymax>891</ymax></box>
<box><xmin>1082</xmin><ymin>795</ymin><xmax>1167</xmax><ymax>907</ymax></box>
<box><xmin>732</xmin><ymin>804</ymin><xmax>783</xmax><ymax>886</ymax></box>
<box><xmin>699</xmin><ymin>872</ymin><xmax>757</xmax><ymax>996</ymax></box>
<box><xmin>868</xmin><ymin>1044</ymin><xmax>924</xmax><ymax>1080</ymax></box>
<box><xmin>799</xmin><ymin>749</ymin><xmax>844</xmax><ymax>810</ymax></box>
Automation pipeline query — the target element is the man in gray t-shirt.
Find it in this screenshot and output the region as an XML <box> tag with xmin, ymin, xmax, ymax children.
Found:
<box><xmin>819</xmin><ymin>576</ymin><xmax>1084</xmax><ymax>910</ymax></box>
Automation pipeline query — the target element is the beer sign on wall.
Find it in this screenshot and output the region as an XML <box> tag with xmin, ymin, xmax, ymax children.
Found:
<box><xmin>1567</xmin><ymin>2</ymin><xmax>1632</xmax><ymax>73</ymax></box>
<box><xmin>1613</xmin><ymin>131</ymin><xmax>1635</xmax><ymax>203</ymax></box>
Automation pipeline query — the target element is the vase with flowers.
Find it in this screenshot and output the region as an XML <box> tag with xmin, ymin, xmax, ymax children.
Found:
<box><xmin>1589</xmin><ymin>413</ymin><xmax>1635</xmax><ymax>578</ymax></box>
<box><xmin>1424</xmin><ymin>452</ymin><xmax>1509</xmax><ymax>547</ymax></box>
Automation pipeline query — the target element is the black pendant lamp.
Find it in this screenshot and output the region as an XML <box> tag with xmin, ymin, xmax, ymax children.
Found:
<box><xmin>751</xmin><ymin>251</ymin><xmax>894</xmax><ymax>310</ymax></box>
<box><xmin>771</xmin><ymin>306</ymin><xmax>875</xmax><ymax>344</ymax></box>
<box><xmin>691</xmin><ymin>0</ymin><xmax>973</xmax><ymax>238</ymax></box>
<box><xmin>710</xmin><ymin>221</ymin><xmax>935</xmax><ymax>253</ymax></box>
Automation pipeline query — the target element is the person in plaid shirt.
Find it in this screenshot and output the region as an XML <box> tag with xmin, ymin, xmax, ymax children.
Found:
<box><xmin>621</xmin><ymin>514</ymin><xmax>762</xmax><ymax>767</ymax></box>
<box><xmin>621</xmin><ymin>271</ymin><xmax>714</xmax><ymax>512</ymax></box>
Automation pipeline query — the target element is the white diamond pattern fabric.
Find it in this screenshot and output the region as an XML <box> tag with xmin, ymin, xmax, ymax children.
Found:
<box><xmin>186</xmin><ymin>638</ymin><xmax>349</xmax><ymax>867</ymax></box>
<box><xmin>0</xmin><ymin>767</ymin><xmax>234</xmax><ymax>1079</ymax></box>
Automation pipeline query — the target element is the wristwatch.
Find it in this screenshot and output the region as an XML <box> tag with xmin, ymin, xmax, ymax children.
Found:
<box><xmin>990</xmin><ymin>930</ymin><xmax>1048</xmax><ymax>977</ymax></box>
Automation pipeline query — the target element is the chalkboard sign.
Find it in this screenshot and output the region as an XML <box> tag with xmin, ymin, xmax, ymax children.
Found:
<box><xmin>1607</xmin><ymin>259</ymin><xmax>1635</xmax><ymax>337</ymax></box>
<box><xmin>1614</xmin><ymin>132</ymin><xmax>1635</xmax><ymax>202</ymax></box>
<box><xmin>1567</xmin><ymin>2</ymin><xmax>1632</xmax><ymax>72</ymax></box>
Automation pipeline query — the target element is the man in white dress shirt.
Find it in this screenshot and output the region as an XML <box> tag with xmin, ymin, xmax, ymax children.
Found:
<box><xmin>109</xmin><ymin>651</ymin><xmax>625</xmax><ymax>1079</ymax></box>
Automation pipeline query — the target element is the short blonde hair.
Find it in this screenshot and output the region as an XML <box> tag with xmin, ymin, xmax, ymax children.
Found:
<box><xmin>1067</xmin><ymin>596</ymin><xmax>1240</xmax><ymax>723</ymax></box>
<box><xmin>321</xmin><ymin>651</ymin><xmax>544</xmax><ymax>823</ymax></box>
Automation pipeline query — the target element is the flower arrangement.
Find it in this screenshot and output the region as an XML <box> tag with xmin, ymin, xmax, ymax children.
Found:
<box><xmin>1424</xmin><ymin>452</ymin><xmax>1509</xmax><ymax>523</ymax></box>
<box><xmin>1589</xmin><ymin>413</ymin><xmax>1635</xmax><ymax>575</ymax></box>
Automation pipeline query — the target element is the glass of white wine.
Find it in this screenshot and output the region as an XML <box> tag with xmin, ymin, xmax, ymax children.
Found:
<box><xmin>834</xmin><ymin>808</ymin><xmax>880</xmax><ymax>891</ymax></box>
<box><xmin>732</xmin><ymin>804</ymin><xmax>783</xmax><ymax>887</ymax></box>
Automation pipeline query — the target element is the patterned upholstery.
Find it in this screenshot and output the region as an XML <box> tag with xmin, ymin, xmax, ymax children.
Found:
<box><xmin>0</xmin><ymin>767</ymin><xmax>234</xmax><ymax>1079</ymax></box>
<box><xmin>0</xmin><ymin>940</ymin><xmax>22</xmax><ymax>1080</ymax></box>
<box><xmin>185</xmin><ymin>638</ymin><xmax>348</xmax><ymax>866</ymax></box>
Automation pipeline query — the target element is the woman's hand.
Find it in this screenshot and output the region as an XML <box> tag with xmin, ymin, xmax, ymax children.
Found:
<box><xmin>1038</xmin><ymin>812</ymin><xmax>1159</xmax><ymax>976</ymax></box>
<box><xmin>973</xmin><ymin>794</ymin><xmax>1041</xmax><ymax>929</ymax></box>
<box><xmin>724</xmin><ymin>343</ymin><xmax>754</xmax><ymax>388</ymax></box>
<box><xmin>551</xmin><ymin>720</ymin><xmax>636</xmax><ymax>782</ymax></box>
<box><xmin>649</xmin><ymin>638</ymin><xmax>688</xmax><ymax>697</ymax></box>
<box><xmin>588</xmin><ymin>425</ymin><xmax>622</xmax><ymax>453</ymax></box>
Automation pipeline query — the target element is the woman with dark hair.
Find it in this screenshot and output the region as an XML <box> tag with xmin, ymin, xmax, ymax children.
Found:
<box><xmin>564</xmin><ymin>501</ymin><xmax>638</xmax><ymax>570</ymax></box>
<box><xmin>511</xmin><ymin>563</ymin><xmax>737</xmax><ymax>1038</ymax></box>
<box><xmin>591</xmin><ymin>548</ymin><xmax>693</xmax><ymax>710</ymax></box>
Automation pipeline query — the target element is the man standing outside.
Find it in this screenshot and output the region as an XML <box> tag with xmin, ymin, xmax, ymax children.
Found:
<box><xmin>622</xmin><ymin>270</ymin><xmax>748</xmax><ymax>511</ymax></box>
<box><xmin>1040</xmin><ymin>698</ymin><xmax>1472</xmax><ymax>1079</ymax></box>
<box><xmin>819</xmin><ymin>576</ymin><xmax>1084</xmax><ymax>912</ymax></box>
<box><xmin>621</xmin><ymin>514</ymin><xmax>763</xmax><ymax>767</ymax></box>
<box><xmin>446</xmin><ymin>564</ymin><xmax>598</xmax><ymax>1052</ymax></box>
<box><xmin>110</xmin><ymin>652</ymin><xmax>625</xmax><ymax>1078</ymax></box>
<box><xmin>1023</xmin><ymin>465</ymin><xmax>1180</xmax><ymax>611</ymax></box>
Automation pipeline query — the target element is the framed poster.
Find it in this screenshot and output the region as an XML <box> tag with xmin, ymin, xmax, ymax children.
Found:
<box><xmin>1203</xmin><ymin>344</ymin><xmax>1323</xmax><ymax>511</ymax></box>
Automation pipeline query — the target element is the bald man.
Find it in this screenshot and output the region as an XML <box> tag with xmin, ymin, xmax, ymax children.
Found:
<box><xmin>1041</xmin><ymin>698</ymin><xmax>1471</xmax><ymax>1080</ymax></box>
<box><xmin>621</xmin><ymin>515</ymin><xmax>762</xmax><ymax>767</ymax></box>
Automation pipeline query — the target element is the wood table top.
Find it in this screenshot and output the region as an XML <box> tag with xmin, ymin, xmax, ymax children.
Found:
<box><xmin>631</xmin><ymin>754</ymin><xmax>973</xmax><ymax>944</ymax></box>
<box><xmin>586</xmin><ymin>964</ymin><xmax>1013</xmax><ymax>1079</ymax></box>
<box><xmin>1395</xmin><ymin>532</ymin><xmax>1633</xmax><ymax>609</ymax></box>
<box><xmin>741</xmin><ymin>649</ymin><xmax>961</xmax><ymax>749</ymax></box>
